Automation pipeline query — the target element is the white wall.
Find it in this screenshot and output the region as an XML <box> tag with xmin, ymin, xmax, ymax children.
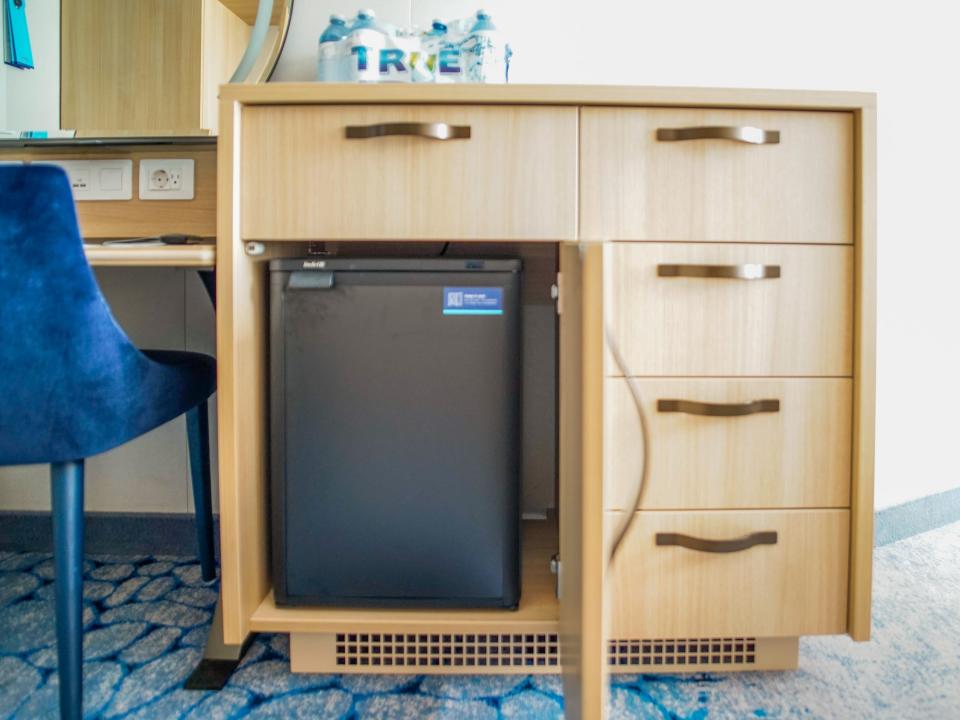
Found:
<box><xmin>1</xmin><ymin>0</ymin><xmax>60</xmax><ymax>131</ymax></box>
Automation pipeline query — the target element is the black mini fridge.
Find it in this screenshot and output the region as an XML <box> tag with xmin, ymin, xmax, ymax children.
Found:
<box><xmin>269</xmin><ymin>257</ymin><xmax>522</xmax><ymax>608</ymax></box>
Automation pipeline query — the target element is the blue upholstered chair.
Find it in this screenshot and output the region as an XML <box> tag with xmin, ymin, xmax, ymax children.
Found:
<box><xmin>0</xmin><ymin>166</ymin><xmax>217</xmax><ymax>719</ymax></box>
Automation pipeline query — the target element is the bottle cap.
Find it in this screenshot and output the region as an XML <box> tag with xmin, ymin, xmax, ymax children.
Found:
<box><xmin>358</xmin><ymin>8</ymin><xmax>375</xmax><ymax>19</ymax></box>
<box><xmin>330</xmin><ymin>13</ymin><xmax>346</xmax><ymax>23</ymax></box>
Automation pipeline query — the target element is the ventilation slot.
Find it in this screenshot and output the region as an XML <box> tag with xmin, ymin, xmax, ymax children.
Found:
<box><xmin>334</xmin><ymin>632</ymin><xmax>560</xmax><ymax>669</ymax></box>
<box><xmin>608</xmin><ymin>637</ymin><xmax>757</xmax><ymax>668</ymax></box>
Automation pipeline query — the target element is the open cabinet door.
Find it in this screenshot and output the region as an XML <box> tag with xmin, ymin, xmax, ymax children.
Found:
<box><xmin>559</xmin><ymin>243</ymin><xmax>607</xmax><ymax>719</ymax></box>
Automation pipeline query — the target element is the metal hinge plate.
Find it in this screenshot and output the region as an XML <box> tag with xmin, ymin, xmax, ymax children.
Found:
<box><xmin>550</xmin><ymin>553</ymin><xmax>561</xmax><ymax>600</ymax></box>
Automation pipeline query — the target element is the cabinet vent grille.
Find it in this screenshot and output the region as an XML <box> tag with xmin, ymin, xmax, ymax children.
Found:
<box><xmin>608</xmin><ymin>637</ymin><xmax>757</xmax><ymax>668</ymax></box>
<box><xmin>334</xmin><ymin>632</ymin><xmax>560</xmax><ymax>669</ymax></box>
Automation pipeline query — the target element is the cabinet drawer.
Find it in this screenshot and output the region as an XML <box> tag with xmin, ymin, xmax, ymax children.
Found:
<box><xmin>605</xmin><ymin>378</ymin><xmax>852</xmax><ymax>510</ymax></box>
<box><xmin>606</xmin><ymin>243</ymin><xmax>853</xmax><ymax>376</ymax></box>
<box><xmin>240</xmin><ymin>105</ymin><xmax>577</xmax><ymax>241</ymax></box>
<box><xmin>607</xmin><ymin>510</ymin><xmax>849</xmax><ymax>638</ymax></box>
<box><xmin>581</xmin><ymin>107</ymin><xmax>853</xmax><ymax>243</ymax></box>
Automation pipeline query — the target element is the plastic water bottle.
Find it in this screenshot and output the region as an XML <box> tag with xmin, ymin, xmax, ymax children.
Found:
<box><xmin>422</xmin><ymin>19</ymin><xmax>449</xmax><ymax>81</ymax></box>
<box><xmin>427</xmin><ymin>18</ymin><xmax>448</xmax><ymax>39</ymax></box>
<box><xmin>321</xmin><ymin>13</ymin><xmax>349</xmax><ymax>43</ymax></box>
<box><xmin>347</xmin><ymin>9</ymin><xmax>389</xmax><ymax>83</ymax></box>
<box><xmin>318</xmin><ymin>14</ymin><xmax>349</xmax><ymax>81</ymax></box>
<box><xmin>462</xmin><ymin>9</ymin><xmax>509</xmax><ymax>83</ymax></box>
<box><xmin>390</xmin><ymin>28</ymin><xmax>422</xmax><ymax>83</ymax></box>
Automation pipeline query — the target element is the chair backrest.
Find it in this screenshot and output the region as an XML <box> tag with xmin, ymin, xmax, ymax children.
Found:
<box><xmin>0</xmin><ymin>165</ymin><xmax>147</xmax><ymax>464</ymax></box>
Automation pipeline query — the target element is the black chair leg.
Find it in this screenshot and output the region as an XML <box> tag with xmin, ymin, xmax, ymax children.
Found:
<box><xmin>51</xmin><ymin>459</ymin><xmax>85</xmax><ymax>720</ymax></box>
<box><xmin>197</xmin><ymin>269</ymin><xmax>216</xmax><ymax>308</ymax></box>
<box><xmin>187</xmin><ymin>401</ymin><xmax>216</xmax><ymax>582</ymax></box>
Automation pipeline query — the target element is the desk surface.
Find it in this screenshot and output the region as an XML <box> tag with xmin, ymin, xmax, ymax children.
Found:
<box><xmin>220</xmin><ymin>82</ymin><xmax>876</xmax><ymax>110</ymax></box>
<box><xmin>84</xmin><ymin>243</ymin><xmax>216</xmax><ymax>268</ymax></box>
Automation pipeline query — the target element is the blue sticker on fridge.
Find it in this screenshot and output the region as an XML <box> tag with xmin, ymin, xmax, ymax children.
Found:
<box><xmin>443</xmin><ymin>287</ymin><xmax>504</xmax><ymax>315</ymax></box>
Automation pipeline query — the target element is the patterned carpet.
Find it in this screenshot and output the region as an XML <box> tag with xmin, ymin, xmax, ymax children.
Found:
<box><xmin>1</xmin><ymin>520</ymin><xmax>958</xmax><ymax>719</ymax></box>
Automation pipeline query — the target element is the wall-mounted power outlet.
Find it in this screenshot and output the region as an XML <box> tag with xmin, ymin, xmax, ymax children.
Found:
<box><xmin>139</xmin><ymin>159</ymin><xmax>195</xmax><ymax>200</ymax></box>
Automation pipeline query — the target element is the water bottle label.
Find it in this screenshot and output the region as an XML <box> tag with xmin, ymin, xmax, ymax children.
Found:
<box><xmin>318</xmin><ymin>13</ymin><xmax>510</xmax><ymax>84</ymax></box>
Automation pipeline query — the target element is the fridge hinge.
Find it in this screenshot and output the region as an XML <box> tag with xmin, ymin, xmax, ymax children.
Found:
<box><xmin>552</xmin><ymin>274</ymin><xmax>562</xmax><ymax>315</ymax></box>
<box><xmin>550</xmin><ymin>553</ymin><xmax>562</xmax><ymax>600</ymax></box>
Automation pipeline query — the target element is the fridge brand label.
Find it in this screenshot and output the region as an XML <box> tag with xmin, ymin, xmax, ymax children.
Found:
<box><xmin>443</xmin><ymin>287</ymin><xmax>503</xmax><ymax>315</ymax></box>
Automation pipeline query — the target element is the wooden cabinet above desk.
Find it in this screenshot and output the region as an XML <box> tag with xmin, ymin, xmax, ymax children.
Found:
<box><xmin>60</xmin><ymin>0</ymin><xmax>284</xmax><ymax>135</ymax></box>
<box><xmin>216</xmin><ymin>84</ymin><xmax>875</xmax><ymax>720</ymax></box>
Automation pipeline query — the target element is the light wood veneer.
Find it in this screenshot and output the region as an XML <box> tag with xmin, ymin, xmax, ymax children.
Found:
<box><xmin>240</xmin><ymin>105</ymin><xmax>578</xmax><ymax>241</ymax></box>
<box><xmin>581</xmin><ymin>108</ymin><xmax>853</xmax><ymax>244</ymax></box>
<box><xmin>604</xmin><ymin>378</ymin><xmax>853</xmax><ymax>510</ymax></box>
<box><xmin>61</xmin><ymin>0</ymin><xmax>250</xmax><ymax>134</ymax></box>
<box><xmin>607</xmin><ymin>509</ymin><xmax>850</xmax><ymax>638</ymax></box>
<box><xmin>605</xmin><ymin>242</ymin><xmax>853</xmax><ymax>376</ymax></box>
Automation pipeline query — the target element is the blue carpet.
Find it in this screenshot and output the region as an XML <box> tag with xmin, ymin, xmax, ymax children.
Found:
<box><xmin>1</xmin><ymin>521</ymin><xmax>958</xmax><ymax>719</ymax></box>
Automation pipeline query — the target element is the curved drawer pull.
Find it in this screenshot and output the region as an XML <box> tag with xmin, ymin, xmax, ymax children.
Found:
<box><xmin>657</xmin><ymin>263</ymin><xmax>781</xmax><ymax>280</ymax></box>
<box><xmin>657</xmin><ymin>398</ymin><xmax>780</xmax><ymax>417</ymax></box>
<box><xmin>656</xmin><ymin>126</ymin><xmax>780</xmax><ymax>145</ymax></box>
<box><xmin>345</xmin><ymin>122</ymin><xmax>471</xmax><ymax>141</ymax></box>
<box><xmin>656</xmin><ymin>531</ymin><xmax>778</xmax><ymax>553</ymax></box>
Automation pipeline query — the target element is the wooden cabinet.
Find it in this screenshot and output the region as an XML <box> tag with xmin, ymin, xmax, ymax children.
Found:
<box><xmin>605</xmin><ymin>242</ymin><xmax>853</xmax><ymax>376</ymax></box>
<box><xmin>61</xmin><ymin>0</ymin><xmax>254</xmax><ymax>134</ymax></box>
<box><xmin>216</xmin><ymin>85</ymin><xmax>875</xmax><ymax>719</ymax></box>
<box><xmin>607</xmin><ymin>509</ymin><xmax>850</xmax><ymax>638</ymax></box>
<box><xmin>580</xmin><ymin>108</ymin><xmax>853</xmax><ymax>243</ymax></box>
<box><xmin>597</xmin><ymin>92</ymin><xmax>868</xmax><ymax>664</ymax></box>
<box><xmin>604</xmin><ymin>378</ymin><xmax>853</xmax><ymax>510</ymax></box>
<box><xmin>239</xmin><ymin>104</ymin><xmax>578</xmax><ymax>241</ymax></box>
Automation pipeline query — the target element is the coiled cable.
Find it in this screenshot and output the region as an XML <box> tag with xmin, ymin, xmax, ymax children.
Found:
<box><xmin>604</xmin><ymin>326</ymin><xmax>649</xmax><ymax>565</ymax></box>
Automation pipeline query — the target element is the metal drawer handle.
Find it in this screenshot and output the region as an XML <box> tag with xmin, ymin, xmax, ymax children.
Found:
<box><xmin>657</xmin><ymin>263</ymin><xmax>781</xmax><ymax>280</ymax></box>
<box><xmin>656</xmin><ymin>531</ymin><xmax>778</xmax><ymax>553</ymax></box>
<box><xmin>344</xmin><ymin>122</ymin><xmax>471</xmax><ymax>140</ymax></box>
<box><xmin>657</xmin><ymin>399</ymin><xmax>780</xmax><ymax>417</ymax></box>
<box><xmin>656</xmin><ymin>126</ymin><xmax>780</xmax><ymax>145</ymax></box>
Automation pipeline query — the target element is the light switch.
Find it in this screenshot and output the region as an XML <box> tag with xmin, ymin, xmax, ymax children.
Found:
<box><xmin>99</xmin><ymin>167</ymin><xmax>123</xmax><ymax>191</ymax></box>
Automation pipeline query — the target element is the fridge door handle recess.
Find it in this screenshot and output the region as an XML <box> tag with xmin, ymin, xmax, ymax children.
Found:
<box><xmin>287</xmin><ymin>271</ymin><xmax>335</xmax><ymax>290</ymax></box>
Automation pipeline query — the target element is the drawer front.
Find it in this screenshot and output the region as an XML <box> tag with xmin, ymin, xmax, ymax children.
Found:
<box><xmin>240</xmin><ymin>105</ymin><xmax>578</xmax><ymax>241</ymax></box>
<box><xmin>606</xmin><ymin>243</ymin><xmax>853</xmax><ymax>376</ymax></box>
<box><xmin>581</xmin><ymin>107</ymin><xmax>853</xmax><ymax>243</ymax></box>
<box><xmin>607</xmin><ymin>510</ymin><xmax>849</xmax><ymax>638</ymax></box>
<box><xmin>605</xmin><ymin>378</ymin><xmax>852</xmax><ymax>510</ymax></box>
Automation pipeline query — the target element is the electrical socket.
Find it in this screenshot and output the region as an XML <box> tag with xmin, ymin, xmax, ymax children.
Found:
<box><xmin>139</xmin><ymin>159</ymin><xmax>195</xmax><ymax>200</ymax></box>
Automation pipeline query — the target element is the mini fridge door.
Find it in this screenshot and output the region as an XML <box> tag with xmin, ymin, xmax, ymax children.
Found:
<box><xmin>270</xmin><ymin>258</ymin><xmax>522</xmax><ymax>608</ymax></box>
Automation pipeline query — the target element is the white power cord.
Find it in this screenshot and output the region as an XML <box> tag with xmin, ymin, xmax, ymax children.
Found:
<box><xmin>604</xmin><ymin>326</ymin><xmax>649</xmax><ymax>565</ymax></box>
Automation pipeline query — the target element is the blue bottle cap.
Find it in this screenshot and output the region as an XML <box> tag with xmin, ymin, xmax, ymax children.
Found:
<box><xmin>470</xmin><ymin>9</ymin><xmax>496</xmax><ymax>32</ymax></box>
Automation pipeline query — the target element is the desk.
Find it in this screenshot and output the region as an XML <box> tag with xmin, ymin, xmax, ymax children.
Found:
<box><xmin>84</xmin><ymin>243</ymin><xmax>216</xmax><ymax>268</ymax></box>
<box><xmin>213</xmin><ymin>84</ymin><xmax>877</xmax><ymax>719</ymax></box>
